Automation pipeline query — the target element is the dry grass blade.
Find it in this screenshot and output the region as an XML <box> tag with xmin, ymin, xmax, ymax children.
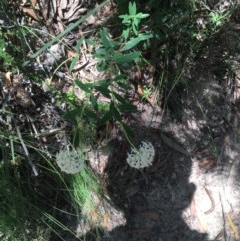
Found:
<box><xmin>13</xmin><ymin>119</ymin><xmax>38</xmax><ymax>176</ymax></box>
<box><xmin>226</xmin><ymin>214</ymin><xmax>239</xmax><ymax>239</ymax></box>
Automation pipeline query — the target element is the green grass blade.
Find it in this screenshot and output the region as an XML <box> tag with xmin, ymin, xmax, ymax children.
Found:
<box><xmin>120</xmin><ymin>33</ymin><xmax>153</xmax><ymax>52</ymax></box>
<box><xmin>114</xmin><ymin>51</ymin><xmax>141</xmax><ymax>64</ymax></box>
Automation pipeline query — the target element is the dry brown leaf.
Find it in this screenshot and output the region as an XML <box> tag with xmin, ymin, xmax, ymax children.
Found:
<box><xmin>203</xmin><ymin>187</ymin><xmax>215</xmax><ymax>215</ymax></box>
<box><xmin>190</xmin><ymin>197</ymin><xmax>197</xmax><ymax>217</ymax></box>
<box><xmin>137</xmin><ymin>82</ymin><xmax>144</xmax><ymax>95</ymax></box>
<box><xmin>104</xmin><ymin>5</ymin><xmax>112</xmax><ymax>13</ymax></box>
<box><xmin>95</xmin><ymin>150</ymin><xmax>108</xmax><ymax>174</ymax></box>
<box><xmin>86</xmin><ymin>15</ymin><xmax>96</xmax><ymax>25</ymax></box>
<box><xmin>41</xmin><ymin>0</ymin><xmax>56</xmax><ymax>23</ymax></box>
<box><xmin>198</xmin><ymin>157</ymin><xmax>216</xmax><ymax>170</ymax></box>
<box><xmin>21</xmin><ymin>6</ymin><xmax>39</xmax><ymax>21</ymax></box>
<box><xmin>31</xmin><ymin>0</ymin><xmax>37</xmax><ymax>7</ymax></box>
<box><xmin>60</xmin><ymin>0</ymin><xmax>68</xmax><ymax>10</ymax></box>
<box><xmin>5</xmin><ymin>72</ymin><xmax>13</xmax><ymax>89</ymax></box>
<box><xmin>90</xmin><ymin>210</ymin><xmax>100</xmax><ymax>222</ymax></box>
<box><xmin>67</xmin><ymin>50</ymin><xmax>77</xmax><ymax>58</ymax></box>
<box><xmin>62</xmin><ymin>0</ymin><xmax>79</xmax><ymax>20</ymax></box>
<box><xmin>136</xmin><ymin>82</ymin><xmax>153</xmax><ymax>107</ymax></box>
<box><xmin>102</xmin><ymin>213</ymin><xmax>109</xmax><ymax>229</ymax></box>
<box><xmin>214</xmin><ymin>229</ymin><xmax>224</xmax><ymax>240</ymax></box>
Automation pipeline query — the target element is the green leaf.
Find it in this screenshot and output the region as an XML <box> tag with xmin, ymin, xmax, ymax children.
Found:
<box><xmin>113</xmin><ymin>75</ymin><xmax>130</xmax><ymax>89</ymax></box>
<box><xmin>112</xmin><ymin>92</ymin><xmax>127</xmax><ymax>104</ymax></box>
<box><xmin>99</xmin><ymin>28</ymin><xmax>120</xmax><ymax>51</ymax></box>
<box><xmin>94</xmin><ymin>50</ymin><xmax>107</xmax><ymax>60</ymax></box>
<box><xmin>75</xmin><ymin>79</ymin><xmax>92</xmax><ymax>93</ymax></box>
<box><xmin>122</xmin><ymin>122</ymin><xmax>135</xmax><ymax>139</ymax></box>
<box><xmin>95</xmin><ymin>79</ymin><xmax>111</xmax><ymax>88</ymax></box>
<box><xmin>120</xmin><ymin>33</ymin><xmax>153</xmax><ymax>52</ymax></box>
<box><xmin>118</xmin><ymin>103</ymin><xmax>137</xmax><ymax>112</ymax></box>
<box><xmin>129</xmin><ymin>2</ymin><xmax>136</xmax><ymax>16</ymax></box>
<box><xmin>69</xmin><ymin>54</ymin><xmax>79</xmax><ymax>71</ymax></box>
<box><xmin>135</xmin><ymin>13</ymin><xmax>150</xmax><ymax>19</ymax></box>
<box><xmin>70</xmin><ymin>37</ymin><xmax>84</xmax><ymax>70</ymax></box>
<box><xmin>133</xmin><ymin>17</ymin><xmax>139</xmax><ymax>28</ymax></box>
<box><xmin>119</xmin><ymin>14</ymin><xmax>130</xmax><ymax>22</ymax></box>
<box><xmin>121</xmin><ymin>28</ymin><xmax>130</xmax><ymax>40</ymax></box>
<box><xmin>90</xmin><ymin>94</ymin><xmax>98</xmax><ymax>111</ymax></box>
<box><xmin>114</xmin><ymin>74</ymin><xmax>127</xmax><ymax>81</ymax></box>
<box><xmin>99</xmin><ymin>109</ymin><xmax>114</xmax><ymax>125</ymax></box>
<box><xmin>96</xmin><ymin>61</ymin><xmax>108</xmax><ymax>72</ymax></box>
<box><xmin>83</xmin><ymin>108</ymin><xmax>97</xmax><ymax>119</ymax></box>
<box><xmin>121</xmin><ymin>18</ymin><xmax>131</xmax><ymax>25</ymax></box>
<box><xmin>94</xmin><ymin>86</ymin><xmax>111</xmax><ymax>99</ymax></box>
<box><xmin>85</xmin><ymin>39</ymin><xmax>96</xmax><ymax>46</ymax></box>
<box><xmin>62</xmin><ymin>109</ymin><xmax>79</xmax><ymax>125</ymax></box>
<box><xmin>114</xmin><ymin>75</ymin><xmax>132</xmax><ymax>90</ymax></box>
<box><xmin>114</xmin><ymin>51</ymin><xmax>141</xmax><ymax>64</ymax></box>
<box><xmin>95</xmin><ymin>48</ymin><xmax>107</xmax><ymax>56</ymax></box>
<box><xmin>73</xmin><ymin>128</ymin><xmax>80</xmax><ymax>147</ymax></box>
<box><xmin>75</xmin><ymin>37</ymin><xmax>85</xmax><ymax>52</ymax></box>
<box><xmin>116</xmin><ymin>81</ymin><xmax>132</xmax><ymax>90</ymax></box>
<box><xmin>132</xmin><ymin>24</ymin><xmax>138</xmax><ymax>36</ymax></box>
<box><xmin>23</xmin><ymin>0</ymin><xmax>109</xmax><ymax>66</ymax></box>
<box><xmin>100</xmin><ymin>28</ymin><xmax>113</xmax><ymax>50</ymax></box>
<box><xmin>110</xmin><ymin>104</ymin><xmax>122</xmax><ymax>122</ymax></box>
<box><xmin>119</xmin><ymin>14</ymin><xmax>128</xmax><ymax>19</ymax></box>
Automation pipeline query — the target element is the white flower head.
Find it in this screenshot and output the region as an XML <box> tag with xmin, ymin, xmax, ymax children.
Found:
<box><xmin>56</xmin><ymin>149</ymin><xmax>85</xmax><ymax>174</ymax></box>
<box><xmin>196</xmin><ymin>18</ymin><xmax>207</xmax><ymax>29</ymax></box>
<box><xmin>126</xmin><ymin>141</ymin><xmax>155</xmax><ymax>169</ymax></box>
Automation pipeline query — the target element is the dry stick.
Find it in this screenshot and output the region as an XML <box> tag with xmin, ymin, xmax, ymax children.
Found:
<box><xmin>203</xmin><ymin>186</ymin><xmax>215</xmax><ymax>215</ymax></box>
<box><xmin>14</xmin><ymin>119</ymin><xmax>38</xmax><ymax>176</ymax></box>
<box><xmin>26</xmin><ymin>114</ymin><xmax>39</xmax><ymax>137</ymax></box>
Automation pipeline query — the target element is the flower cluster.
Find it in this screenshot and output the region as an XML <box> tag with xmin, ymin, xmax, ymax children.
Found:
<box><xmin>56</xmin><ymin>149</ymin><xmax>85</xmax><ymax>174</ymax></box>
<box><xmin>126</xmin><ymin>141</ymin><xmax>155</xmax><ymax>169</ymax></box>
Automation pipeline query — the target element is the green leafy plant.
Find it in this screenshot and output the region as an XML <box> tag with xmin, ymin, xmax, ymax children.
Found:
<box><xmin>1</xmin><ymin>0</ymin><xmax>239</xmax><ymax>240</ymax></box>
<box><xmin>67</xmin><ymin>28</ymin><xmax>146</xmax><ymax>140</ymax></box>
<box><xmin>119</xmin><ymin>1</ymin><xmax>150</xmax><ymax>39</ymax></box>
<box><xmin>74</xmin><ymin>76</ymin><xmax>136</xmax><ymax>138</ymax></box>
<box><xmin>94</xmin><ymin>27</ymin><xmax>149</xmax><ymax>71</ymax></box>
<box><xmin>141</xmin><ymin>87</ymin><xmax>152</xmax><ymax>101</ymax></box>
<box><xmin>70</xmin><ymin>2</ymin><xmax>153</xmax><ymax>139</ymax></box>
<box><xmin>0</xmin><ymin>37</ymin><xmax>14</xmax><ymax>70</ymax></box>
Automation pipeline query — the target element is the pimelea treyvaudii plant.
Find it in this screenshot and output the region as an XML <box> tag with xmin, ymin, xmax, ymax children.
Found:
<box><xmin>56</xmin><ymin>149</ymin><xmax>85</xmax><ymax>174</ymax></box>
<box><xmin>126</xmin><ymin>141</ymin><xmax>155</xmax><ymax>169</ymax></box>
